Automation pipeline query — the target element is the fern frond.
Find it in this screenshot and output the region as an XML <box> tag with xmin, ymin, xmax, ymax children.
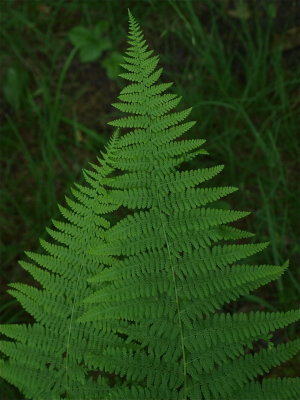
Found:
<box><xmin>1</xmin><ymin>10</ymin><xmax>299</xmax><ymax>400</ymax></box>
<box><xmin>0</xmin><ymin>132</ymin><xmax>123</xmax><ymax>399</ymax></box>
<box><xmin>80</xmin><ymin>11</ymin><xmax>300</xmax><ymax>400</ymax></box>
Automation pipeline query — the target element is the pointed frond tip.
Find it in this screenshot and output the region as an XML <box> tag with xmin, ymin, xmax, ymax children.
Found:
<box><xmin>128</xmin><ymin>9</ymin><xmax>137</xmax><ymax>25</ymax></box>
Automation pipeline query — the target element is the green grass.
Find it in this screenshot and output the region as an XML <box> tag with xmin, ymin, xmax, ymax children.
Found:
<box><xmin>1</xmin><ymin>0</ymin><xmax>299</xmax><ymax>396</ymax></box>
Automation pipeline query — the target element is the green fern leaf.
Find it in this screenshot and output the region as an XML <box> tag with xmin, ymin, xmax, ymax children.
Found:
<box><xmin>0</xmin><ymin>132</ymin><xmax>126</xmax><ymax>399</ymax></box>
<box><xmin>1</xmin><ymin>9</ymin><xmax>299</xmax><ymax>400</ymax></box>
<box><xmin>79</xmin><ymin>10</ymin><xmax>300</xmax><ymax>400</ymax></box>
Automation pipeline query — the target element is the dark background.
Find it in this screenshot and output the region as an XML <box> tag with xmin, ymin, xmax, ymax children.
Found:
<box><xmin>0</xmin><ymin>0</ymin><xmax>299</xmax><ymax>397</ymax></box>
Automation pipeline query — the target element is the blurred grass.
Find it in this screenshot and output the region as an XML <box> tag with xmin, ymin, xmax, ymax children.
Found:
<box><xmin>0</xmin><ymin>0</ymin><xmax>299</xmax><ymax>396</ymax></box>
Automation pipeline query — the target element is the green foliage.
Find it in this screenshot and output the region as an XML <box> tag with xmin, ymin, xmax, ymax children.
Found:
<box><xmin>68</xmin><ymin>21</ymin><xmax>112</xmax><ymax>62</ymax></box>
<box><xmin>1</xmin><ymin>9</ymin><xmax>299</xmax><ymax>400</ymax></box>
<box><xmin>68</xmin><ymin>21</ymin><xmax>122</xmax><ymax>79</ymax></box>
<box><xmin>2</xmin><ymin>65</ymin><xmax>28</xmax><ymax>112</ymax></box>
<box><xmin>101</xmin><ymin>51</ymin><xmax>124</xmax><ymax>80</ymax></box>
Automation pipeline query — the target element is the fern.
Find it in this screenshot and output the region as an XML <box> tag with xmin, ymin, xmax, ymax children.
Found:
<box><xmin>0</xmin><ymin>134</ymin><xmax>125</xmax><ymax>399</ymax></box>
<box><xmin>1</xmin><ymin>10</ymin><xmax>300</xmax><ymax>400</ymax></box>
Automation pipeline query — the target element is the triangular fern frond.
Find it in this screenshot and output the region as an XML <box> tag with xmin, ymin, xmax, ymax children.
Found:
<box><xmin>78</xmin><ymin>10</ymin><xmax>300</xmax><ymax>400</ymax></box>
<box><xmin>1</xmin><ymin>9</ymin><xmax>299</xmax><ymax>400</ymax></box>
